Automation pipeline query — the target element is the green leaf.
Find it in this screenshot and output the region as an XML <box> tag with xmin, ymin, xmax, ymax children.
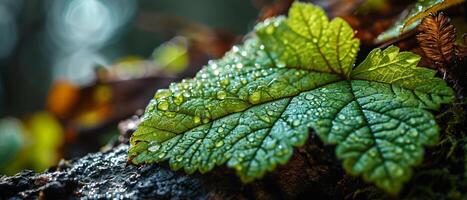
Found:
<box><xmin>376</xmin><ymin>0</ymin><xmax>465</xmax><ymax>43</ymax></box>
<box><xmin>351</xmin><ymin>46</ymin><xmax>453</xmax><ymax>110</ymax></box>
<box><xmin>129</xmin><ymin>2</ymin><xmax>454</xmax><ymax>194</ymax></box>
<box><xmin>255</xmin><ymin>3</ymin><xmax>359</xmax><ymax>78</ymax></box>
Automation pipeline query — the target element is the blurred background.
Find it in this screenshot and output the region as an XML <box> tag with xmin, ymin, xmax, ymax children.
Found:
<box><xmin>0</xmin><ymin>0</ymin><xmax>268</xmax><ymax>175</ymax></box>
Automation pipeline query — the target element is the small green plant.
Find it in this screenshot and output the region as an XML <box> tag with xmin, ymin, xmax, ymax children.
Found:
<box><xmin>129</xmin><ymin>2</ymin><xmax>454</xmax><ymax>194</ymax></box>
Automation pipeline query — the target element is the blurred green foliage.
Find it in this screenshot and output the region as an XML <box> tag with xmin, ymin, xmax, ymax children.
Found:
<box><xmin>152</xmin><ymin>37</ymin><xmax>189</xmax><ymax>73</ymax></box>
<box><xmin>0</xmin><ymin>112</ymin><xmax>63</xmax><ymax>175</ymax></box>
<box><xmin>0</xmin><ymin>118</ymin><xmax>24</xmax><ymax>171</ymax></box>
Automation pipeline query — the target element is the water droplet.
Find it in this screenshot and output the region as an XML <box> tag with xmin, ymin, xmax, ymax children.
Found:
<box><xmin>157</xmin><ymin>100</ymin><xmax>169</xmax><ymax>111</ymax></box>
<box><xmin>240</xmin><ymin>78</ymin><xmax>248</xmax><ymax>85</ymax></box>
<box><xmin>248</xmin><ymin>91</ymin><xmax>261</xmax><ymax>104</ymax></box>
<box><xmin>253</xmin><ymin>71</ymin><xmax>261</xmax><ymax>78</ymax></box>
<box><xmin>312</xmin><ymin>38</ymin><xmax>318</xmax><ymax>43</ymax></box>
<box><xmin>193</xmin><ymin>116</ymin><xmax>201</xmax><ymax>124</ymax></box>
<box><xmin>267</xmin><ymin>110</ymin><xmax>274</xmax><ymax>116</ymax></box>
<box><xmin>173</xmin><ymin>93</ymin><xmax>184</xmax><ymax>105</ymax></box>
<box><xmin>165</xmin><ymin>112</ymin><xmax>176</xmax><ymax>118</ymax></box>
<box><xmin>338</xmin><ymin>114</ymin><xmax>346</xmax><ymax>120</ymax></box>
<box><xmin>175</xmin><ymin>156</ymin><xmax>183</xmax><ymax>162</ymax></box>
<box><xmin>305</xmin><ymin>94</ymin><xmax>314</xmax><ymax>100</ymax></box>
<box><xmin>148</xmin><ymin>144</ymin><xmax>161</xmax><ymax>152</ymax></box>
<box><xmin>202</xmin><ymin>118</ymin><xmax>210</xmax><ymax>124</ymax></box>
<box><xmin>215</xmin><ymin>141</ymin><xmax>224</xmax><ymax>147</ymax></box>
<box><xmin>292</xmin><ymin>119</ymin><xmax>300</xmax><ymax>126</ymax></box>
<box><xmin>216</xmin><ymin>91</ymin><xmax>227</xmax><ymax>100</ymax></box>
<box><xmin>155</xmin><ymin>89</ymin><xmax>172</xmax><ymax>99</ymax></box>
<box><xmin>217</xmin><ymin>127</ymin><xmax>224</xmax><ymax>133</ymax></box>
<box><xmin>183</xmin><ymin>92</ymin><xmax>191</xmax><ymax>98</ymax></box>
<box><xmin>276</xmin><ymin>144</ymin><xmax>287</xmax><ymax>156</ymax></box>
<box><xmin>220</xmin><ymin>79</ymin><xmax>230</xmax><ymax>88</ymax></box>
<box><xmin>276</xmin><ymin>61</ymin><xmax>286</xmax><ymax>68</ymax></box>
<box><xmin>157</xmin><ymin>153</ymin><xmax>166</xmax><ymax>159</ymax></box>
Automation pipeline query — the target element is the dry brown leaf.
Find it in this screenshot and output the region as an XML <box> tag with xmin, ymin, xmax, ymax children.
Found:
<box><xmin>417</xmin><ymin>12</ymin><xmax>456</xmax><ymax>65</ymax></box>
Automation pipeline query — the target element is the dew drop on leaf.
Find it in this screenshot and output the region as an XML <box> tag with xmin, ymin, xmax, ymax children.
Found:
<box><xmin>215</xmin><ymin>140</ymin><xmax>224</xmax><ymax>147</ymax></box>
<box><xmin>173</xmin><ymin>93</ymin><xmax>184</xmax><ymax>105</ymax></box>
<box><xmin>266</xmin><ymin>110</ymin><xmax>274</xmax><ymax>116</ymax></box>
<box><xmin>305</xmin><ymin>94</ymin><xmax>314</xmax><ymax>100</ymax></box>
<box><xmin>217</xmin><ymin>127</ymin><xmax>224</xmax><ymax>133</ymax></box>
<box><xmin>157</xmin><ymin>153</ymin><xmax>166</xmax><ymax>159</ymax></box>
<box><xmin>216</xmin><ymin>91</ymin><xmax>227</xmax><ymax>100</ymax></box>
<box><xmin>165</xmin><ymin>112</ymin><xmax>176</xmax><ymax>118</ymax></box>
<box><xmin>155</xmin><ymin>89</ymin><xmax>173</xmax><ymax>99</ymax></box>
<box><xmin>148</xmin><ymin>144</ymin><xmax>161</xmax><ymax>152</ymax></box>
<box><xmin>157</xmin><ymin>100</ymin><xmax>169</xmax><ymax>111</ymax></box>
<box><xmin>193</xmin><ymin>116</ymin><xmax>201</xmax><ymax>124</ymax></box>
<box><xmin>220</xmin><ymin>78</ymin><xmax>230</xmax><ymax>87</ymax></box>
<box><xmin>338</xmin><ymin>114</ymin><xmax>346</xmax><ymax>120</ymax></box>
<box><xmin>248</xmin><ymin>91</ymin><xmax>261</xmax><ymax>104</ymax></box>
<box><xmin>175</xmin><ymin>155</ymin><xmax>183</xmax><ymax>162</ymax></box>
<box><xmin>276</xmin><ymin>61</ymin><xmax>286</xmax><ymax>68</ymax></box>
<box><xmin>292</xmin><ymin>119</ymin><xmax>300</xmax><ymax>127</ymax></box>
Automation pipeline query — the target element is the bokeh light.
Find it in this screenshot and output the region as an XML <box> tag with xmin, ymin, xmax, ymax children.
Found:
<box><xmin>46</xmin><ymin>0</ymin><xmax>137</xmax><ymax>85</ymax></box>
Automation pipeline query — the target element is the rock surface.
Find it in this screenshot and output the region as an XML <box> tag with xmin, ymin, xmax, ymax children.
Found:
<box><xmin>0</xmin><ymin>137</ymin><xmax>351</xmax><ymax>200</ymax></box>
<box><xmin>0</xmin><ymin>145</ymin><xmax>207</xmax><ymax>199</ymax></box>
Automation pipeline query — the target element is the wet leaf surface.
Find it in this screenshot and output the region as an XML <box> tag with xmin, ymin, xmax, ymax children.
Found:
<box><xmin>130</xmin><ymin>2</ymin><xmax>454</xmax><ymax>194</ymax></box>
